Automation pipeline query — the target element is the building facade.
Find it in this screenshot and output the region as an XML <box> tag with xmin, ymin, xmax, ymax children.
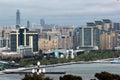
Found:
<box><xmin>16</xmin><ymin>9</ymin><xmax>20</xmax><ymax>29</ymax></box>
<box><xmin>113</xmin><ymin>23</ymin><xmax>120</xmax><ymax>31</ymax></box>
<box><xmin>38</xmin><ymin>30</ymin><xmax>60</xmax><ymax>51</ymax></box>
<box><xmin>56</xmin><ymin>27</ymin><xmax>74</xmax><ymax>49</ymax></box>
<box><xmin>17</xmin><ymin>45</ymin><xmax>33</xmax><ymax>57</ymax></box>
<box><xmin>95</xmin><ymin>21</ymin><xmax>103</xmax><ymax>31</ymax></box>
<box><xmin>73</xmin><ymin>27</ymin><xmax>100</xmax><ymax>50</ymax></box>
<box><xmin>1</xmin><ymin>27</ymin><xmax>11</xmax><ymax>48</ymax></box>
<box><xmin>103</xmin><ymin>19</ymin><xmax>112</xmax><ymax>31</ymax></box>
<box><xmin>115</xmin><ymin>31</ymin><xmax>120</xmax><ymax>47</ymax></box>
<box><xmin>0</xmin><ymin>37</ymin><xmax>6</xmax><ymax>48</ymax></box>
<box><xmin>10</xmin><ymin>27</ymin><xmax>38</xmax><ymax>52</ymax></box>
<box><xmin>39</xmin><ymin>38</ymin><xmax>58</xmax><ymax>51</ymax></box>
<box><xmin>100</xmin><ymin>32</ymin><xmax>117</xmax><ymax>50</ymax></box>
<box><xmin>40</xmin><ymin>19</ymin><xmax>45</xmax><ymax>27</ymax></box>
<box><xmin>27</xmin><ymin>20</ymin><xmax>30</xmax><ymax>29</ymax></box>
<box><xmin>38</xmin><ymin>26</ymin><xmax>74</xmax><ymax>51</ymax></box>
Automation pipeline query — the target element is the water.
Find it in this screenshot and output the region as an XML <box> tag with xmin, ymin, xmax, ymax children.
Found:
<box><xmin>0</xmin><ymin>63</ymin><xmax>120</xmax><ymax>80</ymax></box>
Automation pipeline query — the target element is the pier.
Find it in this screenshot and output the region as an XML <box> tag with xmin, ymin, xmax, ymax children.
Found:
<box><xmin>0</xmin><ymin>61</ymin><xmax>67</xmax><ymax>75</ymax></box>
<box><xmin>3</xmin><ymin>71</ymin><xmax>66</xmax><ymax>75</ymax></box>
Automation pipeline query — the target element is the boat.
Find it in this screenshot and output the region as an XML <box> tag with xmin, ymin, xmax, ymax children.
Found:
<box><xmin>110</xmin><ymin>57</ymin><xmax>120</xmax><ymax>64</ymax></box>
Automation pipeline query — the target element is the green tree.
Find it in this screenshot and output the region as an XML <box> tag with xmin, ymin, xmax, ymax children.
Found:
<box><xmin>95</xmin><ymin>71</ymin><xmax>120</xmax><ymax>80</ymax></box>
<box><xmin>59</xmin><ymin>74</ymin><xmax>82</xmax><ymax>80</ymax></box>
<box><xmin>22</xmin><ymin>73</ymin><xmax>53</xmax><ymax>80</ymax></box>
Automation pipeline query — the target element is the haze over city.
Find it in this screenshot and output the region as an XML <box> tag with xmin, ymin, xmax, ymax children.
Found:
<box><xmin>0</xmin><ymin>0</ymin><xmax>120</xmax><ymax>26</ymax></box>
<box><xmin>1</xmin><ymin>1</ymin><xmax>120</xmax><ymax>80</ymax></box>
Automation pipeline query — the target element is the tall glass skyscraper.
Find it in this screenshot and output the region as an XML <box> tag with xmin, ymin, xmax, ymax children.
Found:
<box><xmin>16</xmin><ymin>9</ymin><xmax>20</xmax><ymax>28</ymax></box>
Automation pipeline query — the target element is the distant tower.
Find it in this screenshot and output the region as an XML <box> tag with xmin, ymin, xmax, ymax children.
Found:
<box><xmin>16</xmin><ymin>9</ymin><xmax>20</xmax><ymax>29</ymax></box>
<box><xmin>27</xmin><ymin>20</ymin><xmax>30</xmax><ymax>29</ymax></box>
<box><xmin>40</xmin><ymin>19</ymin><xmax>45</xmax><ymax>27</ymax></box>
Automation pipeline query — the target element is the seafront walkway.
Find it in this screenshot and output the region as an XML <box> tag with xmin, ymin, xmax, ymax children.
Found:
<box><xmin>0</xmin><ymin>58</ymin><xmax>117</xmax><ymax>75</ymax></box>
<box><xmin>0</xmin><ymin>61</ymin><xmax>90</xmax><ymax>74</ymax></box>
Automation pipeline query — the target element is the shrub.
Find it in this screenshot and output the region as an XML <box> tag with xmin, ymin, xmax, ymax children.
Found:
<box><xmin>59</xmin><ymin>74</ymin><xmax>82</xmax><ymax>80</ymax></box>
<box><xmin>95</xmin><ymin>71</ymin><xmax>120</xmax><ymax>80</ymax></box>
<box><xmin>22</xmin><ymin>73</ymin><xmax>53</xmax><ymax>80</ymax></box>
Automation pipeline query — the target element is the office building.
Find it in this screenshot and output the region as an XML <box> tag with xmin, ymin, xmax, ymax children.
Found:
<box><xmin>0</xmin><ymin>37</ymin><xmax>6</xmax><ymax>48</ymax></box>
<box><xmin>113</xmin><ymin>23</ymin><xmax>120</xmax><ymax>31</ymax></box>
<box><xmin>103</xmin><ymin>19</ymin><xmax>112</xmax><ymax>31</ymax></box>
<box><xmin>73</xmin><ymin>27</ymin><xmax>100</xmax><ymax>50</ymax></box>
<box><xmin>10</xmin><ymin>27</ymin><xmax>38</xmax><ymax>52</ymax></box>
<box><xmin>95</xmin><ymin>21</ymin><xmax>103</xmax><ymax>30</ymax></box>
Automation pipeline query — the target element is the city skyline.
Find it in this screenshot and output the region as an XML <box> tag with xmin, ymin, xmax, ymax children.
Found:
<box><xmin>0</xmin><ymin>0</ymin><xmax>120</xmax><ymax>26</ymax></box>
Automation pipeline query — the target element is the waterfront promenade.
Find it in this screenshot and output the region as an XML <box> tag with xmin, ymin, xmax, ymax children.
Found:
<box><xmin>0</xmin><ymin>63</ymin><xmax>120</xmax><ymax>80</ymax></box>
<box><xmin>0</xmin><ymin>58</ymin><xmax>115</xmax><ymax>75</ymax></box>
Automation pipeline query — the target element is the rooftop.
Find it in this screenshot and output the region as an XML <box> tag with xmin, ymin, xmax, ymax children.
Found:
<box><xmin>103</xmin><ymin>19</ymin><xmax>111</xmax><ymax>23</ymax></box>
<box><xmin>95</xmin><ymin>21</ymin><xmax>103</xmax><ymax>25</ymax></box>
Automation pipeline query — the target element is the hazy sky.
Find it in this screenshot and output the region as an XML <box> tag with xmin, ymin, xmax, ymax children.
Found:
<box><xmin>0</xmin><ymin>0</ymin><xmax>120</xmax><ymax>26</ymax></box>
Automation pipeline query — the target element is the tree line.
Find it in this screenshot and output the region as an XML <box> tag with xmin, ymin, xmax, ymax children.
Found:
<box><xmin>22</xmin><ymin>71</ymin><xmax>120</xmax><ymax>80</ymax></box>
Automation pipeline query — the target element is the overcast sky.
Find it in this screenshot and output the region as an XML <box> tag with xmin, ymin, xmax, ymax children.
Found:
<box><xmin>0</xmin><ymin>0</ymin><xmax>120</xmax><ymax>26</ymax></box>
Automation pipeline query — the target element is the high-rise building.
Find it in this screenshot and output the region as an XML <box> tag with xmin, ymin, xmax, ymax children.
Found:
<box><xmin>86</xmin><ymin>22</ymin><xmax>95</xmax><ymax>27</ymax></box>
<box><xmin>10</xmin><ymin>27</ymin><xmax>38</xmax><ymax>52</ymax></box>
<box><xmin>95</xmin><ymin>21</ymin><xmax>103</xmax><ymax>30</ymax></box>
<box><xmin>0</xmin><ymin>37</ymin><xmax>6</xmax><ymax>48</ymax></box>
<box><xmin>73</xmin><ymin>27</ymin><xmax>100</xmax><ymax>50</ymax></box>
<box><xmin>16</xmin><ymin>9</ymin><xmax>20</xmax><ymax>25</ymax></box>
<box><xmin>1</xmin><ymin>27</ymin><xmax>11</xmax><ymax>48</ymax></box>
<box><xmin>27</xmin><ymin>20</ymin><xmax>30</xmax><ymax>29</ymax></box>
<box><xmin>16</xmin><ymin>9</ymin><xmax>20</xmax><ymax>29</ymax></box>
<box><xmin>56</xmin><ymin>27</ymin><xmax>74</xmax><ymax>49</ymax></box>
<box><xmin>59</xmin><ymin>35</ymin><xmax>73</xmax><ymax>49</ymax></box>
<box><xmin>40</xmin><ymin>19</ymin><xmax>45</xmax><ymax>27</ymax></box>
<box><xmin>113</xmin><ymin>23</ymin><xmax>120</xmax><ymax>31</ymax></box>
<box><xmin>100</xmin><ymin>32</ymin><xmax>117</xmax><ymax>50</ymax></box>
<box><xmin>38</xmin><ymin>30</ymin><xmax>60</xmax><ymax>51</ymax></box>
<box><xmin>103</xmin><ymin>19</ymin><xmax>112</xmax><ymax>31</ymax></box>
<box><xmin>115</xmin><ymin>31</ymin><xmax>120</xmax><ymax>47</ymax></box>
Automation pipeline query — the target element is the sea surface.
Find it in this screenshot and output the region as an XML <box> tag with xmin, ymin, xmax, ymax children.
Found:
<box><xmin>0</xmin><ymin>63</ymin><xmax>120</xmax><ymax>80</ymax></box>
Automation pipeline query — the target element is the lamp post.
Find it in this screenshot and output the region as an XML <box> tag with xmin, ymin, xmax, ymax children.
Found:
<box><xmin>32</xmin><ymin>61</ymin><xmax>46</xmax><ymax>75</ymax></box>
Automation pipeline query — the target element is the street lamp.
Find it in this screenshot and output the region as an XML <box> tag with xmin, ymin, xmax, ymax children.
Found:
<box><xmin>32</xmin><ymin>61</ymin><xmax>46</xmax><ymax>75</ymax></box>
<box><xmin>37</xmin><ymin>61</ymin><xmax>40</xmax><ymax>66</ymax></box>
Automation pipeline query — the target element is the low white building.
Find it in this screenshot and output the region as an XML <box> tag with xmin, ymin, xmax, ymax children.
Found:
<box><xmin>1</xmin><ymin>52</ymin><xmax>21</xmax><ymax>58</ymax></box>
<box><xmin>17</xmin><ymin>46</ymin><xmax>33</xmax><ymax>57</ymax></box>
